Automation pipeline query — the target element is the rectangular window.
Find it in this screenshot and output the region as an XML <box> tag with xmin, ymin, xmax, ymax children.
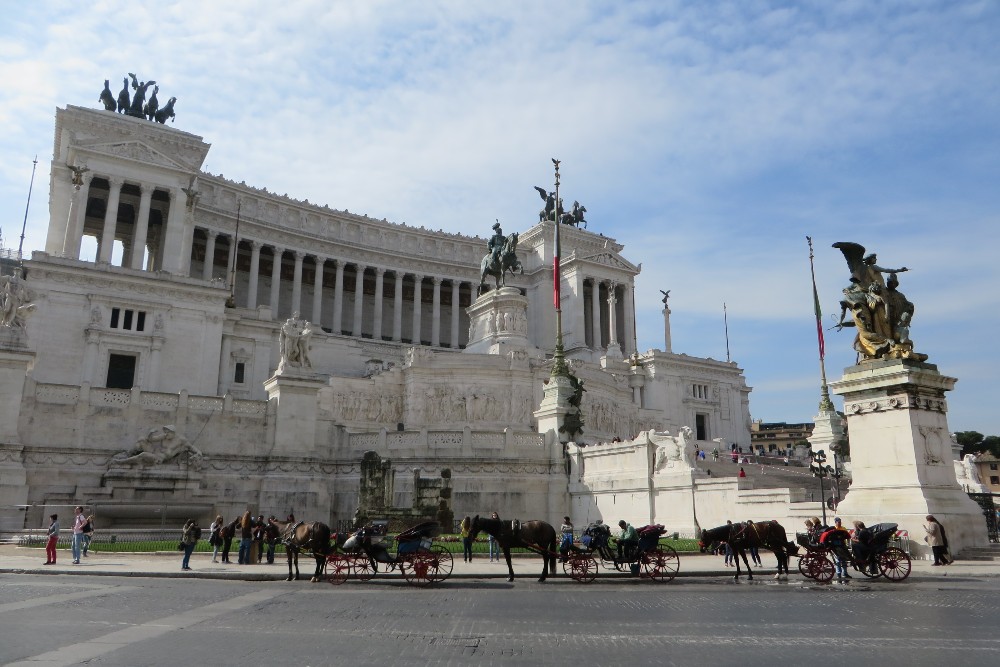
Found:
<box><xmin>123</xmin><ymin>309</ymin><xmax>134</xmax><ymax>330</ymax></box>
<box><xmin>106</xmin><ymin>353</ymin><xmax>137</xmax><ymax>389</ymax></box>
<box><xmin>695</xmin><ymin>413</ymin><xmax>708</xmax><ymax>441</ymax></box>
<box><xmin>990</xmin><ymin>464</ymin><xmax>998</xmax><ymax>471</ymax></box>
<box><xmin>110</xmin><ymin>307</ymin><xmax>121</xmax><ymax>328</ymax></box>
<box><xmin>991</xmin><ymin>476</ymin><xmax>999</xmax><ymax>485</ymax></box>
<box><xmin>136</xmin><ymin>311</ymin><xmax>146</xmax><ymax>332</ymax></box>
<box><xmin>234</xmin><ymin>362</ymin><xmax>246</xmax><ymax>384</ymax></box>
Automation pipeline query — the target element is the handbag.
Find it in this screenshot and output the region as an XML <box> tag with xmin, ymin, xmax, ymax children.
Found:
<box><xmin>177</xmin><ymin>542</ymin><xmax>185</xmax><ymax>551</ymax></box>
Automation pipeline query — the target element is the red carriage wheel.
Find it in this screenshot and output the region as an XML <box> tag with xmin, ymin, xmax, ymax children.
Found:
<box><xmin>428</xmin><ymin>544</ymin><xmax>453</xmax><ymax>583</ymax></box>
<box><xmin>352</xmin><ymin>555</ymin><xmax>377</xmax><ymax>581</ymax></box>
<box><xmin>879</xmin><ymin>547</ymin><xmax>912</xmax><ymax>582</ymax></box>
<box><xmin>401</xmin><ymin>552</ymin><xmax>434</xmax><ymax>587</ymax></box>
<box><xmin>325</xmin><ymin>554</ymin><xmax>351</xmax><ymax>585</ymax></box>
<box><xmin>563</xmin><ymin>553</ymin><xmax>598</xmax><ymax>583</ymax></box>
<box><xmin>641</xmin><ymin>545</ymin><xmax>679</xmax><ymax>583</ymax></box>
<box><xmin>857</xmin><ymin>557</ymin><xmax>881</xmax><ymax>579</ymax></box>
<box><xmin>797</xmin><ymin>554</ymin><xmax>814</xmax><ymax>578</ymax></box>
<box><xmin>808</xmin><ymin>554</ymin><xmax>835</xmax><ymax>582</ymax></box>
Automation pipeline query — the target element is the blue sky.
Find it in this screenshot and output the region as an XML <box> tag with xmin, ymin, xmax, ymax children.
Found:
<box><xmin>2</xmin><ymin>1</ymin><xmax>998</xmax><ymax>433</ymax></box>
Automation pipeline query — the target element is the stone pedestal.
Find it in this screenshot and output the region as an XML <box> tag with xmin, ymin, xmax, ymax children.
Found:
<box><xmin>464</xmin><ymin>287</ymin><xmax>537</xmax><ymax>356</ymax></box>
<box><xmin>0</xmin><ymin>340</ymin><xmax>34</xmax><ymax>531</ymax></box>
<box><xmin>653</xmin><ymin>469</ymin><xmax>702</xmax><ymax>538</ymax></box>
<box><xmin>830</xmin><ymin>359</ymin><xmax>987</xmax><ymax>557</ymax></box>
<box><xmin>264</xmin><ymin>369</ymin><xmax>326</xmax><ymax>456</ymax></box>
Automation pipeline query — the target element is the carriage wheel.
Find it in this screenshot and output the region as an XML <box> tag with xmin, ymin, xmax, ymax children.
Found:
<box><xmin>563</xmin><ymin>553</ymin><xmax>598</xmax><ymax>583</ymax></box>
<box><xmin>352</xmin><ymin>555</ymin><xmax>377</xmax><ymax>581</ymax></box>
<box><xmin>428</xmin><ymin>545</ymin><xmax>454</xmax><ymax>582</ymax></box>
<box><xmin>325</xmin><ymin>554</ymin><xmax>351</xmax><ymax>585</ymax></box>
<box><xmin>797</xmin><ymin>554</ymin><xmax>813</xmax><ymax>578</ymax></box>
<box><xmin>857</xmin><ymin>558</ymin><xmax>882</xmax><ymax>579</ymax></box>
<box><xmin>641</xmin><ymin>546</ymin><xmax>679</xmax><ymax>583</ymax></box>
<box><xmin>400</xmin><ymin>552</ymin><xmax>434</xmax><ymax>587</ymax></box>
<box><xmin>808</xmin><ymin>554</ymin><xmax>835</xmax><ymax>582</ymax></box>
<box><xmin>879</xmin><ymin>547</ymin><xmax>912</xmax><ymax>582</ymax></box>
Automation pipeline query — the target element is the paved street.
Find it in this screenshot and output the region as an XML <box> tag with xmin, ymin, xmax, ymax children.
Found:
<box><xmin>2</xmin><ymin>570</ymin><xmax>999</xmax><ymax>666</ymax></box>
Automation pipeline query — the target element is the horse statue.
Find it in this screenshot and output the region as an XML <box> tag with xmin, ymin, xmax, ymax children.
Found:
<box><xmin>265</xmin><ymin>519</ymin><xmax>332</xmax><ymax>582</ymax></box>
<box><xmin>478</xmin><ymin>232</ymin><xmax>523</xmax><ymax>294</ymax></box>
<box><xmin>699</xmin><ymin>520</ymin><xmax>797</xmax><ymax>581</ymax></box>
<box><xmin>116</xmin><ymin>77</ymin><xmax>131</xmax><ymax>114</ymax></box>
<box><xmin>143</xmin><ymin>85</ymin><xmax>160</xmax><ymax>120</ymax></box>
<box><xmin>560</xmin><ymin>201</ymin><xmax>587</xmax><ymax>228</ymax></box>
<box><xmin>469</xmin><ymin>515</ymin><xmax>557</xmax><ymax>582</ymax></box>
<box><xmin>99</xmin><ymin>80</ymin><xmax>116</xmax><ymax>111</ymax></box>
<box><xmin>154</xmin><ymin>97</ymin><xmax>177</xmax><ymax>124</ymax></box>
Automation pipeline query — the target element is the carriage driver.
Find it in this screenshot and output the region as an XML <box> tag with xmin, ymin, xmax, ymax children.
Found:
<box><xmin>617</xmin><ymin>520</ymin><xmax>638</xmax><ymax>560</ymax></box>
<box><xmin>487</xmin><ymin>221</ymin><xmax>505</xmax><ymax>265</ymax></box>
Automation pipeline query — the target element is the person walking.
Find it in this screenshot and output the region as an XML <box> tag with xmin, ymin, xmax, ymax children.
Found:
<box><xmin>71</xmin><ymin>506</ymin><xmax>86</xmax><ymax>564</ymax></box>
<box><xmin>924</xmin><ymin>515</ymin><xmax>950</xmax><ymax>566</ymax></box>
<box><xmin>180</xmin><ymin>519</ymin><xmax>200</xmax><ymax>571</ymax></box>
<box><xmin>81</xmin><ymin>515</ymin><xmax>95</xmax><ymax>557</ymax></box>
<box><xmin>488</xmin><ymin>512</ymin><xmax>500</xmax><ymax>562</ymax></box>
<box><xmin>44</xmin><ymin>514</ymin><xmax>59</xmax><ymax>565</ymax></box>
<box><xmin>460</xmin><ymin>516</ymin><xmax>473</xmax><ymax>563</ymax></box>
<box><xmin>209</xmin><ymin>515</ymin><xmax>223</xmax><ymax>563</ymax></box>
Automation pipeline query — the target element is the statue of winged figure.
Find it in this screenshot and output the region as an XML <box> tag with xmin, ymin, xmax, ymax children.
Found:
<box><xmin>832</xmin><ymin>242</ymin><xmax>926</xmax><ymax>362</ymax></box>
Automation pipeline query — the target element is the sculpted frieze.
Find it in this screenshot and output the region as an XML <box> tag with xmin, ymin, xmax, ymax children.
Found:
<box><xmin>845</xmin><ymin>394</ymin><xmax>947</xmax><ymax>414</ymax></box>
<box><xmin>88</xmin><ymin>141</ymin><xmax>186</xmax><ymax>170</ymax></box>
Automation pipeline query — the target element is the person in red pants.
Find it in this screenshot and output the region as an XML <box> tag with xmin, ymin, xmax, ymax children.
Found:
<box><xmin>44</xmin><ymin>513</ymin><xmax>59</xmax><ymax>564</ymax></box>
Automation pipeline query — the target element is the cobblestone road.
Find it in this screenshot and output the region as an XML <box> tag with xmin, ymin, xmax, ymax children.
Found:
<box><xmin>2</xmin><ymin>575</ymin><xmax>998</xmax><ymax>666</ymax></box>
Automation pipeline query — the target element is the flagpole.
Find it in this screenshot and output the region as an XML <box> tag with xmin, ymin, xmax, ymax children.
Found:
<box><xmin>17</xmin><ymin>155</ymin><xmax>39</xmax><ymax>271</ymax></box>
<box><xmin>723</xmin><ymin>302</ymin><xmax>731</xmax><ymax>363</ymax></box>
<box><xmin>551</xmin><ymin>158</ymin><xmax>567</xmax><ymax>378</ymax></box>
<box><xmin>807</xmin><ymin>236</ymin><xmax>834</xmax><ymax>412</ymax></box>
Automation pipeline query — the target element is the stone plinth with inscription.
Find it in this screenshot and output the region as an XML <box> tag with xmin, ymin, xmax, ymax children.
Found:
<box><xmin>264</xmin><ymin>367</ymin><xmax>326</xmax><ymax>457</ymax></box>
<box><xmin>464</xmin><ymin>287</ymin><xmax>539</xmax><ymax>357</ymax></box>
<box><xmin>830</xmin><ymin>359</ymin><xmax>987</xmax><ymax>557</ymax></box>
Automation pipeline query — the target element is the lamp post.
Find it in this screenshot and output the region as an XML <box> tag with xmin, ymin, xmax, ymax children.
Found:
<box><xmin>810</xmin><ymin>449</ymin><xmax>833</xmax><ymax>525</ymax></box>
<box><xmin>830</xmin><ymin>450</ymin><xmax>844</xmax><ymax>505</ymax></box>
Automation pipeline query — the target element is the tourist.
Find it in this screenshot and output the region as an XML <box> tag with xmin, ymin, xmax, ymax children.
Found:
<box><xmin>180</xmin><ymin>519</ymin><xmax>199</xmax><ymax>571</ymax></box>
<box><xmin>221</xmin><ymin>518</ymin><xmax>235</xmax><ymax>563</ymax></box>
<box><xmin>264</xmin><ymin>516</ymin><xmax>278</xmax><ymax>564</ymax></box>
<box><xmin>616</xmin><ymin>520</ymin><xmax>638</xmax><ymax>560</ymax></box>
<box><xmin>722</xmin><ymin>520</ymin><xmax>734</xmax><ymax>566</ymax></box>
<box><xmin>730</xmin><ymin>450</ymin><xmax>738</xmax><ymax>464</ymax></box>
<box><xmin>488</xmin><ymin>512</ymin><xmax>501</xmax><ymax>562</ymax></box>
<box><xmin>924</xmin><ymin>515</ymin><xmax>950</xmax><ymax>566</ymax></box>
<box><xmin>460</xmin><ymin>516</ymin><xmax>473</xmax><ymax>563</ymax></box>
<box><xmin>253</xmin><ymin>515</ymin><xmax>266</xmax><ymax>564</ymax></box>
<box><xmin>738</xmin><ymin>467</ymin><xmax>746</xmax><ymax>478</ymax></box>
<box><xmin>71</xmin><ymin>506</ymin><xmax>86</xmax><ymax>564</ymax></box>
<box><xmin>559</xmin><ymin>516</ymin><xmax>574</xmax><ymax>562</ymax></box>
<box><xmin>209</xmin><ymin>515</ymin><xmax>223</xmax><ymax>563</ymax></box>
<box><xmin>851</xmin><ymin>520</ymin><xmax>877</xmax><ymax>574</ymax></box>
<box><xmin>44</xmin><ymin>513</ymin><xmax>59</xmax><ymax>565</ymax></box>
<box><xmin>238</xmin><ymin>511</ymin><xmax>253</xmax><ymax>564</ymax></box>
<box><xmin>829</xmin><ymin>517</ymin><xmax>851</xmax><ymax>581</ymax></box>
<box><xmin>81</xmin><ymin>514</ymin><xmax>95</xmax><ymax>557</ymax></box>
<box><xmin>712</xmin><ymin>448</ymin><xmax>719</xmax><ymax>462</ymax></box>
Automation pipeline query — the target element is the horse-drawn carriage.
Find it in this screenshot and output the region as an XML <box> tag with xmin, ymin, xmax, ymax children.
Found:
<box><xmin>563</xmin><ymin>522</ymin><xmax>680</xmax><ymax>583</ymax></box>
<box><xmin>796</xmin><ymin>522</ymin><xmax>911</xmax><ymax>583</ymax></box>
<box><xmin>325</xmin><ymin>520</ymin><xmax>454</xmax><ymax>587</ymax></box>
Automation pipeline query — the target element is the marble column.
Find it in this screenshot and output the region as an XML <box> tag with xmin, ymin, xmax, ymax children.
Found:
<box><xmin>202</xmin><ymin>230</ymin><xmax>218</xmax><ymax>280</ymax></box>
<box><xmin>130</xmin><ymin>183</ymin><xmax>153</xmax><ymax>270</ymax></box>
<box><xmin>606</xmin><ymin>282</ymin><xmax>622</xmax><ymax>357</ymax></box>
<box><xmin>246</xmin><ymin>241</ymin><xmax>262</xmax><ymax>309</ymax></box>
<box><xmin>98</xmin><ymin>177</ymin><xmax>124</xmax><ymax>264</ymax></box>
<box><xmin>450</xmin><ymin>281</ymin><xmax>461</xmax><ymax>348</ymax></box>
<box><xmin>373</xmin><ymin>267</ymin><xmax>385</xmax><ymax>341</ymax></box>
<box><xmin>622</xmin><ymin>282</ymin><xmax>635</xmax><ymax>356</ymax></box>
<box><xmin>160</xmin><ymin>188</ymin><xmax>186</xmax><ymax>274</ymax></box>
<box><xmin>63</xmin><ymin>172</ymin><xmax>93</xmax><ymax>259</ymax></box>
<box><xmin>333</xmin><ymin>260</ymin><xmax>345</xmax><ymax>334</ymax></box>
<box><xmin>392</xmin><ymin>271</ymin><xmax>404</xmax><ymax>342</ymax></box>
<box><xmin>590</xmin><ymin>278</ymin><xmax>602</xmax><ymax>349</ymax></box>
<box><xmin>411</xmin><ymin>274</ymin><xmax>424</xmax><ymax>344</ymax></box>
<box><xmin>269</xmin><ymin>247</ymin><xmax>284</xmax><ymax>320</ymax></box>
<box><xmin>662</xmin><ymin>297</ymin><xmax>673</xmax><ymax>353</ymax></box>
<box><xmin>291</xmin><ymin>251</ymin><xmax>304</xmax><ymax>315</ymax></box>
<box><xmin>431</xmin><ymin>277</ymin><xmax>442</xmax><ymax>347</ymax></box>
<box><xmin>352</xmin><ymin>264</ymin><xmax>367</xmax><ymax>337</ymax></box>
<box><xmin>312</xmin><ymin>257</ymin><xmax>326</xmax><ymax>327</ymax></box>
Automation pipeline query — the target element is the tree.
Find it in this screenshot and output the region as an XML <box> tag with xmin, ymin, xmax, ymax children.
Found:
<box><xmin>955</xmin><ymin>431</ymin><xmax>1000</xmax><ymax>458</ymax></box>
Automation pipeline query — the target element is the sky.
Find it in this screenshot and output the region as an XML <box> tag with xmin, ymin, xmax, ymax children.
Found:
<box><xmin>1</xmin><ymin>1</ymin><xmax>998</xmax><ymax>434</ymax></box>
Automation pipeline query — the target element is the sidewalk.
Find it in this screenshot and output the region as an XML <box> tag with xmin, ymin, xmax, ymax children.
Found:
<box><xmin>3</xmin><ymin>545</ymin><xmax>998</xmax><ymax>582</ymax></box>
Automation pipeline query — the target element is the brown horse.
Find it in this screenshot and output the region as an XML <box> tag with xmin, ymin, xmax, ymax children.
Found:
<box><xmin>700</xmin><ymin>520</ymin><xmax>797</xmax><ymax>581</ymax></box>
<box><xmin>469</xmin><ymin>515</ymin><xmax>557</xmax><ymax>583</ymax></box>
<box><xmin>265</xmin><ymin>519</ymin><xmax>331</xmax><ymax>582</ymax></box>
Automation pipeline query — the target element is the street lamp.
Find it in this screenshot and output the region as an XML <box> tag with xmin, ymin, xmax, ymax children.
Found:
<box><xmin>810</xmin><ymin>449</ymin><xmax>835</xmax><ymax>525</ymax></box>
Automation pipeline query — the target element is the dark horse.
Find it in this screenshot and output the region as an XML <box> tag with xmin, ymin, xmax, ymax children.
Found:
<box><xmin>700</xmin><ymin>520</ymin><xmax>797</xmax><ymax>581</ymax></box>
<box><xmin>265</xmin><ymin>519</ymin><xmax>332</xmax><ymax>582</ymax></box>
<box><xmin>478</xmin><ymin>233</ymin><xmax>523</xmax><ymax>294</ymax></box>
<box><xmin>469</xmin><ymin>515</ymin><xmax>557</xmax><ymax>583</ymax></box>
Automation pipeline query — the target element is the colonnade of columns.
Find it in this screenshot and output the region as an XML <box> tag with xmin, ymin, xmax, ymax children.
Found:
<box><xmin>584</xmin><ymin>277</ymin><xmax>634</xmax><ymax>356</ymax></box>
<box><xmin>193</xmin><ymin>228</ymin><xmax>472</xmax><ymax>348</ymax></box>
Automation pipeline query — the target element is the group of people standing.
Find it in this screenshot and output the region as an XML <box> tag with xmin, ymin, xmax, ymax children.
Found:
<box><xmin>43</xmin><ymin>506</ymin><xmax>94</xmax><ymax>565</ymax></box>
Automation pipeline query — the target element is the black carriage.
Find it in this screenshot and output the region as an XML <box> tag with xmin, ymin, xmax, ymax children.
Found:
<box><xmin>563</xmin><ymin>522</ymin><xmax>680</xmax><ymax>583</ymax></box>
<box><xmin>326</xmin><ymin>520</ymin><xmax>454</xmax><ymax>587</ymax></box>
<box><xmin>796</xmin><ymin>522</ymin><xmax>911</xmax><ymax>583</ymax></box>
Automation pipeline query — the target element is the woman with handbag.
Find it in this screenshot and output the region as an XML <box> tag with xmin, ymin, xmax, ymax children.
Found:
<box><xmin>180</xmin><ymin>519</ymin><xmax>199</xmax><ymax>571</ymax></box>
